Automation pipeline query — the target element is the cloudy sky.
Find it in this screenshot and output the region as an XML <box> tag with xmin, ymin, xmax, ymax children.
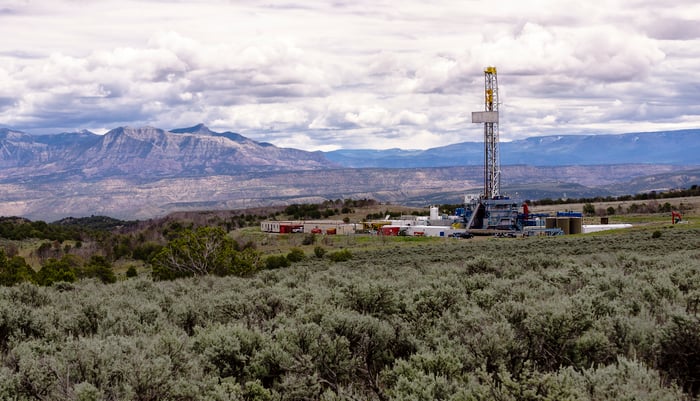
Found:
<box><xmin>1</xmin><ymin>0</ymin><xmax>700</xmax><ymax>150</ymax></box>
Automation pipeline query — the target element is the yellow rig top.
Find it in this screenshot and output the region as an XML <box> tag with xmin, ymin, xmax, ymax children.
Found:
<box><xmin>484</xmin><ymin>66</ymin><xmax>497</xmax><ymax>74</ymax></box>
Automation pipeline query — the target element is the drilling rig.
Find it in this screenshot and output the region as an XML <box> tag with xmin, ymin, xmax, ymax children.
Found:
<box><xmin>465</xmin><ymin>66</ymin><xmax>520</xmax><ymax>232</ymax></box>
<box><xmin>474</xmin><ymin>66</ymin><xmax>501</xmax><ymax>199</ymax></box>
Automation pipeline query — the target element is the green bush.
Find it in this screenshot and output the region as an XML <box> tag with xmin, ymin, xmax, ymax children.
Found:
<box><xmin>657</xmin><ymin>315</ymin><xmax>700</xmax><ymax>396</ymax></box>
<box><xmin>192</xmin><ymin>323</ymin><xmax>263</xmax><ymax>379</ymax></box>
<box><xmin>286</xmin><ymin>248</ymin><xmax>305</xmax><ymax>263</ymax></box>
<box><xmin>151</xmin><ymin>227</ymin><xmax>261</xmax><ymax>279</ymax></box>
<box><xmin>313</xmin><ymin>246</ymin><xmax>326</xmax><ymax>259</ymax></box>
<box><xmin>230</xmin><ymin>248</ymin><xmax>262</xmax><ymax>277</ymax></box>
<box><xmin>132</xmin><ymin>242</ymin><xmax>163</xmax><ymax>262</ymax></box>
<box><xmin>341</xmin><ymin>282</ymin><xmax>399</xmax><ymax>317</ymax></box>
<box><xmin>125</xmin><ymin>266</ymin><xmax>138</xmax><ymax>278</ymax></box>
<box><xmin>82</xmin><ymin>255</ymin><xmax>116</xmax><ymax>284</ymax></box>
<box><xmin>328</xmin><ymin>249</ymin><xmax>352</xmax><ymax>262</ymax></box>
<box><xmin>265</xmin><ymin>255</ymin><xmax>290</xmax><ymax>270</ymax></box>
<box><xmin>0</xmin><ymin>249</ymin><xmax>35</xmax><ymax>286</ymax></box>
<box><xmin>36</xmin><ymin>256</ymin><xmax>79</xmax><ymax>286</ymax></box>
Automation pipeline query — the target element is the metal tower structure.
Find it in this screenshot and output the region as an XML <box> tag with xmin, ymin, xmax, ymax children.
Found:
<box><xmin>464</xmin><ymin>67</ymin><xmax>545</xmax><ymax>233</ymax></box>
<box><xmin>472</xmin><ymin>66</ymin><xmax>501</xmax><ymax>199</ymax></box>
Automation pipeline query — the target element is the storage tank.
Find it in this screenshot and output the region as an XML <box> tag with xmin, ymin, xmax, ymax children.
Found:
<box><xmin>556</xmin><ymin>217</ymin><xmax>570</xmax><ymax>235</ymax></box>
<box><xmin>430</xmin><ymin>206</ymin><xmax>439</xmax><ymax>220</ymax></box>
<box><xmin>569</xmin><ymin>217</ymin><xmax>582</xmax><ymax>234</ymax></box>
<box><xmin>545</xmin><ymin>217</ymin><xmax>557</xmax><ymax>229</ymax></box>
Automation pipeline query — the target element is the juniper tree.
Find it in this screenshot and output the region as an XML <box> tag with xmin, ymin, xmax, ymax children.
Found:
<box><xmin>151</xmin><ymin>226</ymin><xmax>261</xmax><ymax>279</ymax></box>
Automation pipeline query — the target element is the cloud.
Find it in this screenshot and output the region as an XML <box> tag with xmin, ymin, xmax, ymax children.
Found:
<box><xmin>215</xmin><ymin>104</ymin><xmax>310</xmax><ymax>131</ymax></box>
<box><xmin>0</xmin><ymin>0</ymin><xmax>699</xmax><ymax>149</ymax></box>
<box><xmin>645</xmin><ymin>18</ymin><xmax>700</xmax><ymax>40</ymax></box>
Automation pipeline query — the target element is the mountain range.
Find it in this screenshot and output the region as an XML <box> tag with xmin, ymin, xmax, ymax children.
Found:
<box><xmin>0</xmin><ymin>124</ymin><xmax>698</xmax><ymax>220</ymax></box>
<box><xmin>324</xmin><ymin>129</ymin><xmax>700</xmax><ymax>167</ymax></box>
<box><xmin>0</xmin><ymin>124</ymin><xmax>333</xmax><ymax>182</ymax></box>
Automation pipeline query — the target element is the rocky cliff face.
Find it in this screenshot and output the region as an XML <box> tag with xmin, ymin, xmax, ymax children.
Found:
<box><xmin>0</xmin><ymin>125</ymin><xmax>337</xmax><ymax>182</ymax></box>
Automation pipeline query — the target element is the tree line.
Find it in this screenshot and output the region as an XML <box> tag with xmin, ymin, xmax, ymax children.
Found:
<box><xmin>1</xmin><ymin>223</ymin><xmax>354</xmax><ymax>287</ymax></box>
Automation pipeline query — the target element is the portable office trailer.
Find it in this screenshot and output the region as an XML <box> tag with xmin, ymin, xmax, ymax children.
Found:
<box><xmin>303</xmin><ymin>221</ymin><xmax>356</xmax><ymax>235</ymax></box>
<box><xmin>406</xmin><ymin>225</ymin><xmax>456</xmax><ymax>237</ymax></box>
<box><xmin>260</xmin><ymin>220</ymin><xmax>305</xmax><ymax>234</ymax></box>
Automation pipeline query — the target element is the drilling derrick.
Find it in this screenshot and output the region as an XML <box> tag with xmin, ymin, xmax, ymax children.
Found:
<box><xmin>472</xmin><ymin>66</ymin><xmax>500</xmax><ymax>199</ymax></box>
<box><xmin>483</xmin><ymin>67</ymin><xmax>500</xmax><ymax>199</ymax></box>
<box><xmin>461</xmin><ymin>67</ymin><xmax>570</xmax><ymax>235</ymax></box>
<box><xmin>466</xmin><ymin>66</ymin><xmax>518</xmax><ymax>232</ymax></box>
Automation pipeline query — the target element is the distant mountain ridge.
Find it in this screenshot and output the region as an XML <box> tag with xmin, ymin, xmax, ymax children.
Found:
<box><xmin>324</xmin><ymin>129</ymin><xmax>700</xmax><ymax>167</ymax></box>
<box><xmin>2</xmin><ymin>126</ymin><xmax>699</xmax><ymax>175</ymax></box>
<box><xmin>1</xmin><ymin>124</ymin><xmax>699</xmax><ymax>220</ymax></box>
<box><xmin>0</xmin><ymin>124</ymin><xmax>335</xmax><ymax>182</ymax></box>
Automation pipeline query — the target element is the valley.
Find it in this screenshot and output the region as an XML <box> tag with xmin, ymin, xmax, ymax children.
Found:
<box><xmin>2</xmin><ymin>164</ymin><xmax>698</xmax><ymax>221</ymax></box>
<box><xmin>1</xmin><ymin>125</ymin><xmax>699</xmax><ymax>221</ymax></box>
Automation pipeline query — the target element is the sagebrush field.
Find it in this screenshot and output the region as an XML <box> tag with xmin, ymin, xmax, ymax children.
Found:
<box><xmin>1</xmin><ymin>220</ymin><xmax>699</xmax><ymax>400</ymax></box>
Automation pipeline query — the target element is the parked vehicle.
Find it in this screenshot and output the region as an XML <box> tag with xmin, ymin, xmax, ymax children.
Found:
<box><xmin>451</xmin><ymin>231</ymin><xmax>473</xmax><ymax>239</ymax></box>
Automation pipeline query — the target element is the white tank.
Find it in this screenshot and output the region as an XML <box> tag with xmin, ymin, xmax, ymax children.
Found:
<box><xmin>430</xmin><ymin>206</ymin><xmax>439</xmax><ymax>220</ymax></box>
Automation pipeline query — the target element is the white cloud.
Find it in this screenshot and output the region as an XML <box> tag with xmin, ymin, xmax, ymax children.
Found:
<box><xmin>0</xmin><ymin>0</ymin><xmax>699</xmax><ymax>148</ymax></box>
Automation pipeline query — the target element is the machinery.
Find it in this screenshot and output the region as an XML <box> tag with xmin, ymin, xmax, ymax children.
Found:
<box><xmin>465</xmin><ymin>66</ymin><xmax>522</xmax><ymax>232</ymax></box>
<box><xmin>672</xmin><ymin>210</ymin><xmax>682</xmax><ymax>224</ymax></box>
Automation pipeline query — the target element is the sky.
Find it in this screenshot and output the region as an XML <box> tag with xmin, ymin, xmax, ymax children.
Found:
<box><xmin>1</xmin><ymin>0</ymin><xmax>700</xmax><ymax>151</ymax></box>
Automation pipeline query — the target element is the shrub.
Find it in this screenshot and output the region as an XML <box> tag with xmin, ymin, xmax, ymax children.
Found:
<box><xmin>465</xmin><ymin>257</ymin><xmax>496</xmax><ymax>275</ymax></box>
<box><xmin>192</xmin><ymin>323</ymin><xmax>263</xmax><ymax>379</ymax></box>
<box><xmin>302</xmin><ymin>234</ymin><xmax>316</xmax><ymax>246</ymax></box>
<box><xmin>0</xmin><ymin>250</ymin><xmax>35</xmax><ymax>286</ymax></box>
<box><xmin>151</xmin><ymin>226</ymin><xmax>235</xmax><ymax>277</ymax></box>
<box><xmin>82</xmin><ymin>255</ymin><xmax>116</xmax><ymax>284</ymax></box>
<box><xmin>313</xmin><ymin>246</ymin><xmax>326</xmax><ymax>259</ymax></box>
<box><xmin>0</xmin><ymin>223</ymin><xmax>698</xmax><ymax>399</ymax></box>
<box><xmin>36</xmin><ymin>256</ymin><xmax>79</xmax><ymax>286</ymax></box>
<box><xmin>132</xmin><ymin>242</ymin><xmax>163</xmax><ymax>262</ymax></box>
<box><xmin>327</xmin><ymin>249</ymin><xmax>352</xmax><ymax>262</ymax></box>
<box><xmin>265</xmin><ymin>255</ymin><xmax>290</xmax><ymax>270</ymax></box>
<box><xmin>572</xmin><ymin>357</ymin><xmax>686</xmax><ymax>401</ymax></box>
<box><xmin>151</xmin><ymin>227</ymin><xmax>261</xmax><ymax>279</ymax></box>
<box><xmin>341</xmin><ymin>283</ymin><xmax>399</xmax><ymax>317</ymax></box>
<box><xmin>287</xmin><ymin>248</ymin><xmax>305</xmax><ymax>263</ymax></box>
<box><xmin>652</xmin><ymin>231</ymin><xmax>662</xmax><ymax>239</ymax></box>
<box><xmin>242</xmin><ymin>381</ymin><xmax>272</xmax><ymax>401</ymax></box>
<box><xmin>126</xmin><ymin>266</ymin><xmax>138</xmax><ymax>278</ymax></box>
<box><xmin>657</xmin><ymin>315</ymin><xmax>700</xmax><ymax>396</ymax></box>
<box><xmin>231</xmin><ymin>248</ymin><xmax>263</xmax><ymax>277</ymax></box>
